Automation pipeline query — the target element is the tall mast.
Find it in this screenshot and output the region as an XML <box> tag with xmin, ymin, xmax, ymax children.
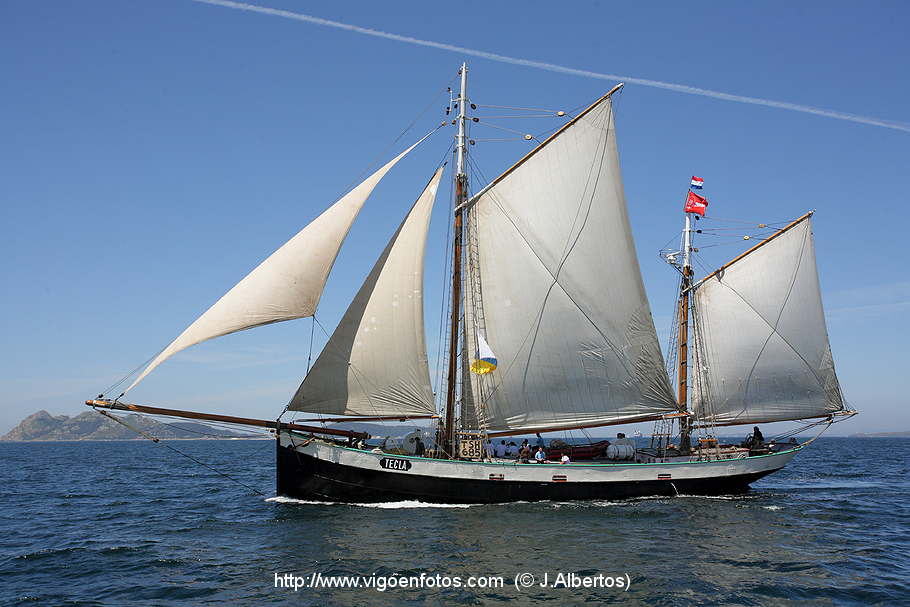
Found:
<box><xmin>443</xmin><ymin>62</ymin><xmax>468</xmax><ymax>457</ymax></box>
<box><xmin>677</xmin><ymin>211</ymin><xmax>693</xmax><ymax>454</ymax></box>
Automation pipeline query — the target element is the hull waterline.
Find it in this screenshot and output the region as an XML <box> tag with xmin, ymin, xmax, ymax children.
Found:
<box><xmin>276</xmin><ymin>432</ymin><xmax>798</xmax><ymax>504</ymax></box>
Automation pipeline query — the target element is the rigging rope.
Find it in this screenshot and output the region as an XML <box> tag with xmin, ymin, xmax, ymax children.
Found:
<box><xmin>470</xmin><ymin>137</ymin><xmax>529</xmax><ymax>143</ymax></box>
<box><xmin>337</xmin><ymin>75</ymin><xmax>456</xmax><ymax>196</ymax></box>
<box><xmin>93</xmin><ymin>409</ymin><xmax>267</xmax><ymax>496</ymax></box>
<box><xmin>99</xmin><ymin>348</ymin><xmax>166</xmax><ymax>399</ymax></box>
<box><xmin>433</xmin><ymin>144</ymin><xmax>457</xmax><ymax>415</ymax></box>
<box><xmin>473</xmin><ymin>119</ymin><xmax>540</xmax><ymax>142</ymax></box>
<box><xmin>159</xmin><ymin>441</ymin><xmax>266</xmax><ymax>497</ymax></box>
<box><xmin>473</xmin><ymin>103</ymin><xmax>564</xmax><ymax>113</ymax></box>
<box><xmin>474</xmin><ymin>114</ymin><xmax>559</xmax><ymax>119</ymax></box>
<box><xmin>305</xmin><ymin>315</ymin><xmax>316</xmax><ymax>374</ymax></box>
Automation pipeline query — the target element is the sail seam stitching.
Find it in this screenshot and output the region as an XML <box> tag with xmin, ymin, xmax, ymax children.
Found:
<box><xmin>709</xmin><ymin>225</ymin><xmax>830</xmax><ymax>418</ymax></box>
<box><xmin>472</xmin><ymin>104</ymin><xmax>642</xmax><ymax>426</ymax></box>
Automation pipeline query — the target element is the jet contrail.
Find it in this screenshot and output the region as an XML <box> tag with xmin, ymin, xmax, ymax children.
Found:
<box><xmin>191</xmin><ymin>0</ymin><xmax>909</xmax><ymax>134</ymax></box>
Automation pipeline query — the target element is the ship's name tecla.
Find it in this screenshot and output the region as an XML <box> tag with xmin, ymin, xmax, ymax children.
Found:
<box><xmin>379</xmin><ymin>458</ymin><xmax>412</xmax><ymax>472</ymax></box>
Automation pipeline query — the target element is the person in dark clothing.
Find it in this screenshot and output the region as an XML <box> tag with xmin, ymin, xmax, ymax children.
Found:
<box><xmin>414</xmin><ymin>437</ymin><xmax>425</xmax><ymax>456</ymax></box>
<box><xmin>518</xmin><ymin>444</ymin><xmax>531</xmax><ymax>463</ymax></box>
<box><xmin>752</xmin><ymin>426</ymin><xmax>764</xmax><ymax>444</ymax></box>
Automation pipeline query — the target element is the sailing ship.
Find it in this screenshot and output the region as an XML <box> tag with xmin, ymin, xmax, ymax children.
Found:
<box><xmin>87</xmin><ymin>64</ymin><xmax>855</xmax><ymax>503</ymax></box>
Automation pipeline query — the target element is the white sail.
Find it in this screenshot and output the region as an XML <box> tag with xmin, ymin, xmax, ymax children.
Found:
<box><xmin>125</xmin><ymin>137</ymin><xmax>428</xmax><ymax>393</ymax></box>
<box><xmin>287</xmin><ymin>167</ymin><xmax>444</xmax><ymax>416</ymax></box>
<box><xmin>691</xmin><ymin>215</ymin><xmax>845</xmax><ymax>425</ymax></box>
<box><xmin>463</xmin><ymin>96</ymin><xmax>677</xmax><ymax>433</ymax></box>
<box><xmin>459</xmin><ymin>227</ymin><xmax>484</xmax><ymax>430</ymax></box>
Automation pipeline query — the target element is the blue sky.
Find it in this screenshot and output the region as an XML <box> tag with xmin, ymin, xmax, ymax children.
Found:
<box><xmin>1</xmin><ymin>0</ymin><xmax>907</xmax><ymax>435</ymax></box>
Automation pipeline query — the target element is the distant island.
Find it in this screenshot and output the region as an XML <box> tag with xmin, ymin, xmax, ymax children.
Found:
<box><xmin>848</xmin><ymin>431</ymin><xmax>910</xmax><ymax>438</ymax></box>
<box><xmin>1</xmin><ymin>410</ymin><xmax>432</xmax><ymax>442</ymax></box>
<box><xmin>1</xmin><ymin>410</ymin><xmax>262</xmax><ymax>441</ymax></box>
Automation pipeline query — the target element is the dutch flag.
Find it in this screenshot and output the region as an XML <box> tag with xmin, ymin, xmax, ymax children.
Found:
<box><xmin>690</xmin><ymin>176</ymin><xmax>704</xmax><ymax>189</ymax></box>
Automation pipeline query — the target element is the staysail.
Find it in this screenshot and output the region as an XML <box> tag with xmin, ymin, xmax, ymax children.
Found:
<box><xmin>287</xmin><ymin>167</ymin><xmax>444</xmax><ymax>417</ymax></box>
<box><xmin>125</xmin><ymin>136</ymin><xmax>430</xmax><ymax>392</ymax></box>
<box><xmin>463</xmin><ymin>94</ymin><xmax>678</xmax><ymax>434</ymax></box>
<box><xmin>691</xmin><ymin>214</ymin><xmax>845</xmax><ymax>425</ymax></box>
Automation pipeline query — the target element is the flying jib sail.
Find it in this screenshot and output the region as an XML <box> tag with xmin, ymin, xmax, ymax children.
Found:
<box><xmin>123</xmin><ymin>136</ymin><xmax>431</xmax><ymax>393</ymax></box>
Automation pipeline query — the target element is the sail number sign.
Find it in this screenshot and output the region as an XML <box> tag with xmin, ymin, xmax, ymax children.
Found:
<box><xmin>459</xmin><ymin>439</ymin><xmax>483</xmax><ymax>459</ymax></box>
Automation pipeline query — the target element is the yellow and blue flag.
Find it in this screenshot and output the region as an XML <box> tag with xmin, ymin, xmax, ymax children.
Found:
<box><xmin>470</xmin><ymin>332</ymin><xmax>498</xmax><ymax>375</ymax></box>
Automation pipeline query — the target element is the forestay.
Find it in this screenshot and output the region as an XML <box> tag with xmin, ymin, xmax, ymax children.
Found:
<box><xmin>125</xmin><ymin>137</ymin><xmax>428</xmax><ymax>393</ymax></box>
<box><xmin>464</xmin><ymin>96</ymin><xmax>677</xmax><ymax>433</ymax></box>
<box><xmin>288</xmin><ymin>168</ymin><xmax>444</xmax><ymax>417</ymax></box>
<box><xmin>691</xmin><ymin>216</ymin><xmax>845</xmax><ymax>425</ymax></box>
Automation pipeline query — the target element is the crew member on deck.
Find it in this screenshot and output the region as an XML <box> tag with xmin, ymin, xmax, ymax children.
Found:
<box><xmin>535</xmin><ymin>447</ymin><xmax>546</xmax><ymax>463</ymax></box>
<box><xmin>519</xmin><ymin>444</ymin><xmax>531</xmax><ymax>463</ymax></box>
<box><xmin>752</xmin><ymin>426</ymin><xmax>764</xmax><ymax>445</ymax></box>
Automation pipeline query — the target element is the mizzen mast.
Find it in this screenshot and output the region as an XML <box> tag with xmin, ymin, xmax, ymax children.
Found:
<box><xmin>677</xmin><ymin>210</ymin><xmax>694</xmax><ymax>454</ymax></box>
<box><xmin>442</xmin><ymin>62</ymin><xmax>469</xmax><ymax>457</ymax></box>
<box><xmin>673</xmin><ymin>179</ymin><xmax>708</xmax><ymax>454</ymax></box>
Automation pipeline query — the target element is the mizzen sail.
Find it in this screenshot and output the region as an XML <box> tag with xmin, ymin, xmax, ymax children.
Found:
<box><xmin>463</xmin><ymin>95</ymin><xmax>677</xmax><ymax>434</ymax></box>
<box><xmin>691</xmin><ymin>214</ymin><xmax>845</xmax><ymax>425</ymax></box>
<box><xmin>287</xmin><ymin>167</ymin><xmax>444</xmax><ymax>417</ymax></box>
<box><xmin>125</xmin><ymin>136</ymin><xmax>430</xmax><ymax>393</ymax></box>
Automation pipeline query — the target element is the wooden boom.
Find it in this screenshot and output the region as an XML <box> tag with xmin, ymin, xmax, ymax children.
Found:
<box><xmin>294</xmin><ymin>415</ymin><xmax>438</xmax><ymax>423</ymax></box>
<box><xmin>483</xmin><ymin>412</ymin><xmax>689</xmax><ymax>439</ymax></box>
<box><xmin>85</xmin><ymin>399</ymin><xmax>369</xmax><ymax>439</ymax></box>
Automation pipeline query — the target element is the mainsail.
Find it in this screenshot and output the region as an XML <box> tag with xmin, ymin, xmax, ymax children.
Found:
<box><xmin>463</xmin><ymin>95</ymin><xmax>678</xmax><ymax>434</ymax></box>
<box><xmin>287</xmin><ymin>167</ymin><xmax>444</xmax><ymax>417</ymax></box>
<box><xmin>125</xmin><ymin>136</ymin><xmax>429</xmax><ymax>392</ymax></box>
<box><xmin>691</xmin><ymin>214</ymin><xmax>845</xmax><ymax>425</ymax></box>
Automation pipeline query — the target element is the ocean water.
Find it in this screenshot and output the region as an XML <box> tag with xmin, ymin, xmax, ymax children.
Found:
<box><xmin>1</xmin><ymin>437</ymin><xmax>908</xmax><ymax>606</ymax></box>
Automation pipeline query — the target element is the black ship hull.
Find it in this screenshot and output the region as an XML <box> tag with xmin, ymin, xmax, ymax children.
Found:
<box><xmin>276</xmin><ymin>438</ymin><xmax>788</xmax><ymax>504</ymax></box>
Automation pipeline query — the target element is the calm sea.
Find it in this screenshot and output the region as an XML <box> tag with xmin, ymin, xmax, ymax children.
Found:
<box><xmin>1</xmin><ymin>437</ymin><xmax>908</xmax><ymax>606</ymax></box>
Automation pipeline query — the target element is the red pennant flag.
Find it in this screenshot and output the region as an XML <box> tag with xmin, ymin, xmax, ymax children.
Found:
<box><xmin>684</xmin><ymin>191</ymin><xmax>708</xmax><ymax>216</ymax></box>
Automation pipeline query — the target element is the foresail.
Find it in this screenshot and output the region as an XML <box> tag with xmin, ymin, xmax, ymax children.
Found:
<box><xmin>464</xmin><ymin>95</ymin><xmax>677</xmax><ymax>434</ymax></box>
<box><xmin>125</xmin><ymin>136</ymin><xmax>429</xmax><ymax>393</ymax></box>
<box><xmin>691</xmin><ymin>216</ymin><xmax>845</xmax><ymax>425</ymax></box>
<box><xmin>287</xmin><ymin>167</ymin><xmax>444</xmax><ymax>417</ymax></box>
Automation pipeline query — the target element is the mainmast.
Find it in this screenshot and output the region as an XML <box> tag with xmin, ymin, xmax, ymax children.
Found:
<box><xmin>442</xmin><ymin>62</ymin><xmax>469</xmax><ymax>457</ymax></box>
<box><xmin>677</xmin><ymin>211</ymin><xmax>694</xmax><ymax>454</ymax></box>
